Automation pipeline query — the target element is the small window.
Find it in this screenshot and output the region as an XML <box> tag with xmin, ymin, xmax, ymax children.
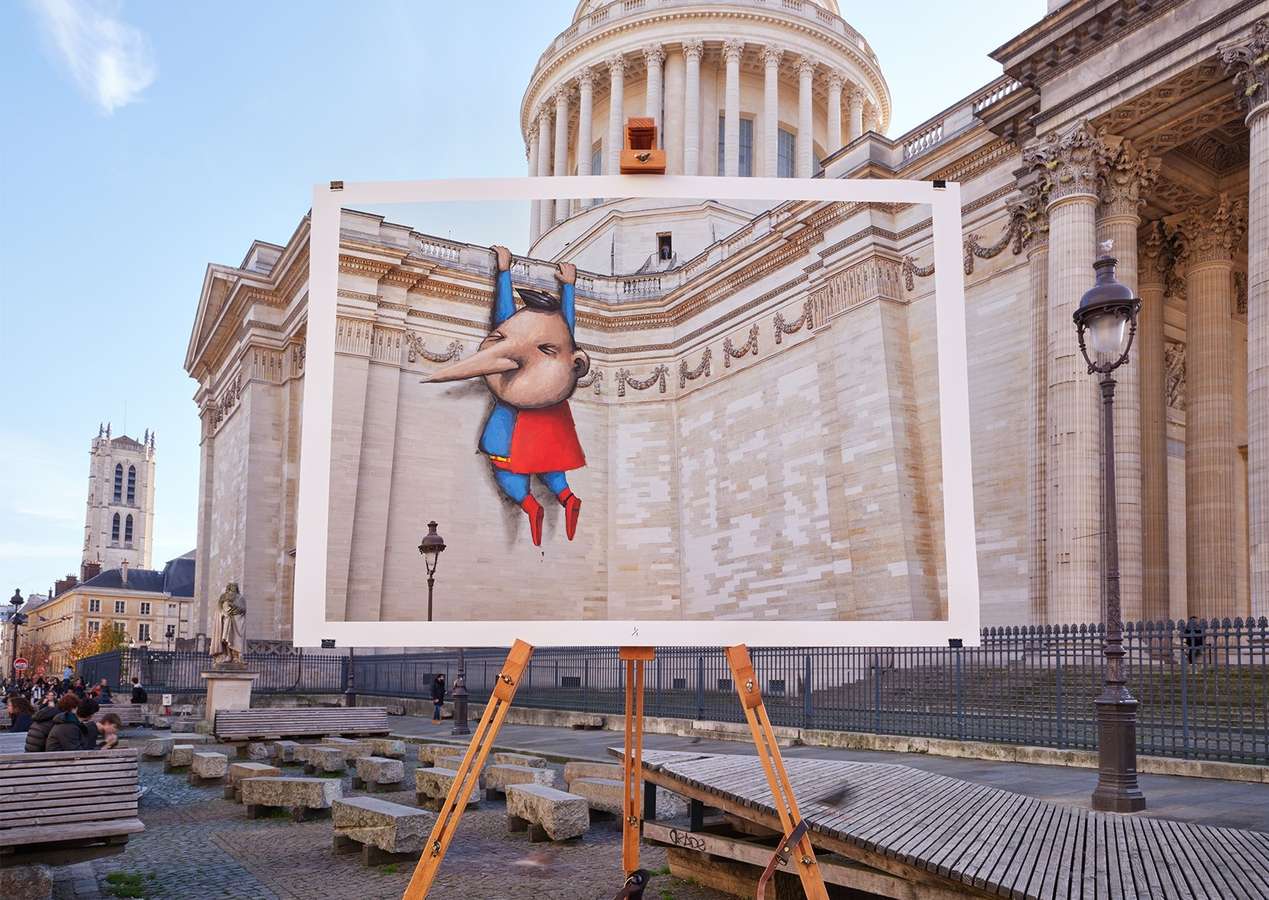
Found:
<box><xmin>127</xmin><ymin>465</ymin><xmax>136</xmax><ymax>504</ymax></box>
<box><xmin>717</xmin><ymin>115</ymin><xmax>754</xmax><ymax>177</ymax></box>
<box><xmin>114</xmin><ymin>600</ymin><xmax>126</xmax><ymax>615</ymax></box>
<box><xmin>89</xmin><ymin>598</ymin><xmax>100</xmax><ymax>613</ymax></box>
<box><xmin>87</xmin><ymin>620</ymin><xmax>101</xmax><ymax>636</ymax></box>
<box><xmin>140</xmin><ymin>601</ymin><xmax>151</xmax><ymax>616</ymax></box>
<box><xmin>113</xmin><ymin>621</ymin><xmax>127</xmax><ymax>636</ymax></box>
<box><xmin>113</xmin><ymin>464</ymin><xmax>123</xmax><ymax>502</ymax></box>
<box><xmin>168</xmin><ymin>603</ymin><xmax>176</xmax><ymax>613</ymax></box>
<box><xmin>590</xmin><ymin>140</ymin><xmax>603</xmax><ymax>177</ymax></box>
<box><xmin>111</xmin><ymin>513</ymin><xmax>120</xmax><ymax>543</ymax></box>
<box><xmin>778</xmin><ymin>128</ymin><xmax>796</xmax><ymax>177</ymax></box>
<box><xmin>137</xmin><ymin>623</ymin><xmax>151</xmax><ymax>643</ymax></box>
<box><xmin>124</xmin><ymin>514</ymin><xmax>133</xmax><ymax>545</ymax></box>
<box><xmin>657</xmin><ymin>233</ymin><xmax>673</xmax><ymax>261</ymax></box>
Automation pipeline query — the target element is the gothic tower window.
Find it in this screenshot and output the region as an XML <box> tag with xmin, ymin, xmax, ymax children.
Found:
<box><xmin>111</xmin><ymin>513</ymin><xmax>120</xmax><ymax>543</ymax></box>
<box><xmin>125</xmin><ymin>514</ymin><xmax>134</xmax><ymax>545</ymax></box>
<box><xmin>113</xmin><ymin>464</ymin><xmax>123</xmax><ymax>502</ymax></box>
<box><xmin>127</xmin><ymin>465</ymin><xmax>136</xmax><ymax>504</ymax></box>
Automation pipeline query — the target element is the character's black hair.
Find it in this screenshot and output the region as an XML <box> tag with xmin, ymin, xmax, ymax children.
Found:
<box><xmin>516</xmin><ymin>288</ymin><xmax>561</xmax><ymax>311</ymax></box>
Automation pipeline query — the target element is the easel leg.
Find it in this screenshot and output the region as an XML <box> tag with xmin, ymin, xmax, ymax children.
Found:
<box><xmin>725</xmin><ymin>645</ymin><xmax>829</xmax><ymax>900</ymax></box>
<box><xmin>402</xmin><ymin>639</ymin><xmax>534</xmax><ymax>900</ymax></box>
<box><xmin>619</xmin><ymin>646</ymin><xmax>654</xmax><ymax>878</ymax></box>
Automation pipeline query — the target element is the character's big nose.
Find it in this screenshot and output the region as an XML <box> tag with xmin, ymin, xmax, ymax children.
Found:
<box><xmin>422</xmin><ymin>345</ymin><xmax>519</xmax><ymax>383</ymax></box>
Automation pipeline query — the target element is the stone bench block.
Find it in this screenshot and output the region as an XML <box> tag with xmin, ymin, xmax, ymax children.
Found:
<box><xmin>322</xmin><ymin>736</ymin><xmax>372</xmax><ymax>761</ymax></box>
<box><xmin>484</xmin><ymin>763</ymin><xmax>556</xmax><ymax>800</ymax></box>
<box><xmin>224</xmin><ymin>762</ymin><xmax>282</xmax><ymax>800</ymax></box>
<box><xmin>269</xmin><ymin>740</ymin><xmax>302</xmax><ymax>763</ymax></box>
<box><xmin>437</xmin><ymin>754</ymin><xmax>476</xmax><ymax>773</ymax></box>
<box><xmin>563</xmin><ymin>761</ymin><xmax>622</xmax><ymax>789</ymax></box>
<box><xmin>366</xmin><ymin>738</ymin><xmax>406</xmax><ymax>759</ymax></box>
<box><xmin>165</xmin><ymin>743</ymin><xmax>196</xmax><ymax>771</ymax></box>
<box><xmin>332</xmin><ymin>796</ymin><xmax>431</xmax><ymax>865</ymax></box>
<box><xmin>506</xmin><ymin>783</ymin><xmax>588</xmax><ymax>842</ymax></box>
<box><xmin>189</xmin><ymin>751</ymin><xmax>230</xmax><ymax>786</ymax></box>
<box><xmin>171</xmin><ymin>719</ymin><xmax>197</xmax><ymax>733</ymax></box>
<box><xmin>242</xmin><ymin>776</ymin><xmax>342</xmax><ymax>822</ymax></box>
<box><xmin>416</xmin><ymin>743</ymin><xmax>461</xmax><ymax>766</ymax></box>
<box><xmin>146</xmin><ymin>734</ymin><xmax>210</xmax><ymax>760</ymax></box>
<box><xmin>301</xmin><ymin>746</ymin><xmax>347</xmax><ymax>774</ymax></box>
<box><xmin>415</xmin><ymin>766</ymin><xmax>479</xmax><ymax>811</ymax></box>
<box><xmin>352</xmin><ymin>756</ymin><xmax>406</xmax><ymax>793</ymax></box>
<box><xmin>570</xmin><ymin>777</ymin><xmax>623</xmax><ymax>815</ymax></box>
<box><xmin>491</xmin><ymin>752</ymin><xmax>547</xmax><ymax>769</ymax></box>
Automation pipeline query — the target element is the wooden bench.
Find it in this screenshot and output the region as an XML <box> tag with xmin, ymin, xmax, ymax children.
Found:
<box><xmin>505</xmin><ymin>784</ymin><xmax>589</xmax><ymax>842</ymax></box>
<box><xmin>0</xmin><ymin>749</ymin><xmax>145</xmax><ymax>863</ymax></box>
<box><xmin>332</xmin><ymin>796</ymin><xmax>431</xmax><ymax>865</ymax></box>
<box><xmin>212</xmin><ymin>707</ymin><xmax>390</xmax><ymax>742</ymax></box>
<box><xmin>91</xmin><ymin>705</ymin><xmax>146</xmax><ymax>727</ymax></box>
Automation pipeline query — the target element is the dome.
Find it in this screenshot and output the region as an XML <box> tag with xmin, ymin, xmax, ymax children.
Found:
<box><xmin>571</xmin><ymin>0</ymin><xmax>841</xmax><ymax>22</ymax></box>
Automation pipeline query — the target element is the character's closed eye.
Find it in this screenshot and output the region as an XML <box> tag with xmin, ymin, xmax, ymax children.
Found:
<box><xmin>481</xmin><ymin>332</ymin><xmax>505</xmax><ymax>347</ymax></box>
<box><xmin>538</xmin><ymin>343</ymin><xmax>559</xmax><ymax>357</ymax></box>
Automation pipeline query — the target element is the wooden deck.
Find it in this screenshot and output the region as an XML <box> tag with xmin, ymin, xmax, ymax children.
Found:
<box><xmin>627</xmin><ymin>749</ymin><xmax>1269</xmax><ymax>899</ymax></box>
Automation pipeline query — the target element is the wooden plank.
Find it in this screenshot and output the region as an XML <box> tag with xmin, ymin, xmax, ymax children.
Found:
<box><xmin>882</xmin><ymin>779</ymin><xmax>993</xmax><ymax>867</ymax></box>
<box><xmin>985</xmin><ymin>794</ymin><xmax>1056</xmax><ymax>896</ymax></box>
<box><xmin>861</xmin><ymin>774</ymin><xmax>971</xmax><ymax>858</ymax></box>
<box><xmin>1102</xmin><ymin>815</ymin><xmax>1125</xmax><ymax>900</ymax></box>
<box><xmin>0</xmin><ymin>817</ymin><xmax>144</xmax><ymax>848</ymax></box>
<box><xmin>0</xmin><ymin>768</ymin><xmax>137</xmax><ymax>791</ymax></box>
<box><xmin>1182</xmin><ymin>823</ymin><xmax>1253</xmax><ymax>900</ymax></box>
<box><xmin>1025</xmin><ymin>805</ymin><xmax>1075</xmax><ymax>900</ymax></box>
<box><xmin>1121</xmin><ymin>815</ymin><xmax>1170</xmax><ymax>900</ymax></box>
<box><xmin>0</xmin><ymin>788</ymin><xmax>137</xmax><ymax>813</ymax></box>
<box><xmin>1205</xmin><ymin>826</ymin><xmax>1269</xmax><ymax>898</ymax></box>
<box><xmin>943</xmin><ymin>788</ymin><xmax>1032</xmax><ymax>885</ymax></box>
<box><xmin>2</xmin><ymin>801</ymin><xmax>140</xmax><ymax>830</ymax></box>
<box><xmin>1138</xmin><ymin>816</ymin><xmax>1195</xmax><ymax>900</ymax></box>
<box><xmin>925</xmin><ymin>784</ymin><xmax>1021</xmax><ymax>880</ymax></box>
<box><xmin>1155</xmin><ymin>817</ymin><xmax>1226</xmax><ymax>900</ymax></box>
<box><xmin>1052</xmin><ymin>810</ymin><xmax>1086</xmax><ymax>900</ymax></box>
<box><xmin>963</xmin><ymin>795</ymin><xmax>1044</xmax><ymax>891</ymax></box>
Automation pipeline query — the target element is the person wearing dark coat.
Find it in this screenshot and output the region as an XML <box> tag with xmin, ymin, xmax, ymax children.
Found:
<box><xmin>25</xmin><ymin>694</ymin><xmax>85</xmax><ymax>752</ymax></box>
<box><xmin>6</xmin><ymin>696</ymin><xmax>34</xmax><ymax>732</ymax></box>
<box><xmin>130</xmin><ymin>678</ymin><xmax>147</xmax><ymax>704</ymax></box>
<box><xmin>77</xmin><ymin>699</ymin><xmax>101</xmax><ymax>748</ymax></box>
<box><xmin>430</xmin><ymin>674</ymin><xmax>446</xmax><ymax>724</ymax></box>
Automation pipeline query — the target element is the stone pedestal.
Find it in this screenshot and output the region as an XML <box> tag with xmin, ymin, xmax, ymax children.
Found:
<box><xmin>200</xmin><ymin>668</ymin><xmax>259</xmax><ymax>728</ymax></box>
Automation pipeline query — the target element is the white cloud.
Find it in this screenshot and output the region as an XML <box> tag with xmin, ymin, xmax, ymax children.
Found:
<box><xmin>29</xmin><ymin>0</ymin><xmax>157</xmax><ymax>114</ymax></box>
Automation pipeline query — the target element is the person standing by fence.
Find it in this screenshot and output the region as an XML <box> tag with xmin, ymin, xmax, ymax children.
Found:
<box><xmin>130</xmin><ymin>677</ymin><xmax>147</xmax><ymax>704</ymax></box>
<box><xmin>431</xmin><ymin>673</ymin><xmax>446</xmax><ymax>724</ymax></box>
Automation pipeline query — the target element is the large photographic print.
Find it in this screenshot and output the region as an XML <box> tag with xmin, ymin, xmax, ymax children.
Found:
<box><xmin>297</xmin><ymin>176</ymin><xmax>975</xmax><ymax>647</ymax></box>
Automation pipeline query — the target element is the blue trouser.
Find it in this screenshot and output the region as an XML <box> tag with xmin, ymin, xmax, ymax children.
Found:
<box><xmin>492</xmin><ymin>468</ymin><xmax>569</xmax><ymax>503</ymax></box>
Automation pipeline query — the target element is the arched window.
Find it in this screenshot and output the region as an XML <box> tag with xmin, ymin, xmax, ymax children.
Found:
<box><xmin>777</xmin><ymin>128</ymin><xmax>796</xmax><ymax>178</ymax></box>
<box><xmin>113</xmin><ymin>464</ymin><xmax>123</xmax><ymax>502</ymax></box>
<box><xmin>127</xmin><ymin>465</ymin><xmax>136</xmax><ymax>504</ymax></box>
<box><xmin>111</xmin><ymin>513</ymin><xmax>120</xmax><ymax>543</ymax></box>
<box><xmin>124</xmin><ymin>514</ymin><xmax>133</xmax><ymax>545</ymax></box>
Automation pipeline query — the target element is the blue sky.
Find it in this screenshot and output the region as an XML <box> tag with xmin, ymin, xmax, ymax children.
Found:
<box><xmin>0</xmin><ymin>0</ymin><xmax>1042</xmax><ymax>595</ymax></box>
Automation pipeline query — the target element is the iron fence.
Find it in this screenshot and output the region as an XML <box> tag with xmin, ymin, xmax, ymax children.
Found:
<box><xmin>76</xmin><ymin>648</ymin><xmax>347</xmax><ymax>696</ymax></box>
<box><xmin>75</xmin><ymin>617</ymin><xmax>1269</xmax><ymax>764</ymax></box>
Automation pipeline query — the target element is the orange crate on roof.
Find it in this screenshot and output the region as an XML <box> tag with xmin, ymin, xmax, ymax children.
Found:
<box><xmin>620</xmin><ymin>117</ymin><xmax>666</xmax><ymax>174</ymax></box>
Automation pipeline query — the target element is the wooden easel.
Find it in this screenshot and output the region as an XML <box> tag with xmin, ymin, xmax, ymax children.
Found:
<box><xmin>402</xmin><ymin>640</ymin><xmax>828</xmax><ymax>900</ymax></box>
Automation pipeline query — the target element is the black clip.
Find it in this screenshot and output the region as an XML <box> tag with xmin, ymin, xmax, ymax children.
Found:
<box><xmin>320</xmin><ymin>638</ymin><xmax>336</xmax><ymax>649</ymax></box>
<box><xmin>932</xmin><ymin>178</ymin><xmax>947</xmax><ymax>189</ymax></box>
<box><xmin>329</xmin><ymin>180</ymin><xmax>344</xmax><ymax>191</ymax></box>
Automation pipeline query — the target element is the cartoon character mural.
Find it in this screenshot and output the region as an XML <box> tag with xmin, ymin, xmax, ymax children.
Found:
<box><xmin>425</xmin><ymin>246</ymin><xmax>588</xmax><ymax>546</ymax></box>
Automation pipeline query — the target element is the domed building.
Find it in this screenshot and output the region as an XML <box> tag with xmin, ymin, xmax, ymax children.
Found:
<box><xmin>186</xmin><ymin>1</ymin><xmax>1267</xmax><ymax>642</ymax></box>
<box><xmin>522</xmin><ymin>0</ymin><xmax>890</xmax><ymax>269</ymax></box>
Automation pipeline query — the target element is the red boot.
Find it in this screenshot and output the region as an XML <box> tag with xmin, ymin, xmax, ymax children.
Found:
<box><xmin>521</xmin><ymin>495</ymin><xmax>544</xmax><ymax>546</ymax></box>
<box><xmin>558</xmin><ymin>488</ymin><xmax>581</xmax><ymax>541</ymax></box>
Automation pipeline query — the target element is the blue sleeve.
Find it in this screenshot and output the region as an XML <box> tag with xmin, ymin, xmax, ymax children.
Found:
<box><xmin>561</xmin><ymin>281</ymin><xmax>576</xmax><ymax>335</ymax></box>
<box><xmin>493</xmin><ymin>270</ymin><xmax>515</xmax><ymax>327</ymax></box>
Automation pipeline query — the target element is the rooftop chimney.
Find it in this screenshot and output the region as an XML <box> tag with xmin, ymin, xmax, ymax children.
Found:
<box><xmin>120</xmin><ymin>559</ymin><xmax>129</xmax><ymax>585</ymax></box>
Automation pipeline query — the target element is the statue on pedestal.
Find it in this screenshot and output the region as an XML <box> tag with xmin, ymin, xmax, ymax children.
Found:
<box><xmin>211</xmin><ymin>582</ymin><xmax>246</xmax><ymax>669</ymax></box>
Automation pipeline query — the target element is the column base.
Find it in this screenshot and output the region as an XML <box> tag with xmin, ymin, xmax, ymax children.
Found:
<box><xmin>1091</xmin><ymin>695</ymin><xmax>1146</xmax><ymax>813</ymax></box>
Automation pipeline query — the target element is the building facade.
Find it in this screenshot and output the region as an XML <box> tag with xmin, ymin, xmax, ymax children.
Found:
<box><xmin>83</xmin><ymin>424</ymin><xmax>157</xmax><ymax>571</ymax></box>
<box><xmin>185</xmin><ymin>0</ymin><xmax>1269</xmax><ymax>641</ymax></box>
<box><xmin>22</xmin><ymin>556</ymin><xmax>196</xmax><ymax>671</ymax></box>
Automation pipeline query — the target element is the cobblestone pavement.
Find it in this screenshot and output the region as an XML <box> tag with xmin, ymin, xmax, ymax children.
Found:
<box><xmin>51</xmin><ymin>741</ymin><xmax>728</xmax><ymax>900</ymax></box>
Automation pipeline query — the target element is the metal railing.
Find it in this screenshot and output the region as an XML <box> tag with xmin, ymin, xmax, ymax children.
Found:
<box><xmin>75</xmin><ymin>618</ymin><xmax>1269</xmax><ymax>764</ymax></box>
<box><xmin>76</xmin><ymin>648</ymin><xmax>347</xmax><ymax>696</ymax></box>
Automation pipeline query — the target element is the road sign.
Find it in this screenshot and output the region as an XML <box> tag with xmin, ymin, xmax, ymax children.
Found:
<box><xmin>161</xmin><ymin>693</ymin><xmax>172</xmax><ymax>707</ymax></box>
<box><xmin>13</xmin><ymin>658</ymin><xmax>28</xmax><ymax>671</ymax></box>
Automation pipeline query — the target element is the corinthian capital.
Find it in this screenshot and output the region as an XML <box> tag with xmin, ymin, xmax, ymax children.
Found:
<box><xmin>1022</xmin><ymin>120</ymin><xmax>1113</xmax><ymax>206</ymax></box>
<box><xmin>846</xmin><ymin>84</ymin><xmax>865</xmax><ymax>106</ymax></box>
<box><xmin>576</xmin><ymin>66</ymin><xmax>595</xmax><ymax>89</ymax></box>
<box><xmin>1138</xmin><ymin>220</ymin><xmax>1171</xmax><ymax>287</ymax></box>
<box><xmin>825</xmin><ymin>70</ymin><xmax>845</xmax><ymax>91</ymax></box>
<box><xmin>606</xmin><ymin>53</ymin><xmax>626</xmax><ymax>77</ymax></box>
<box><xmin>1008</xmin><ymin>176</ymin><xmax>1051</xmax><ymax>252</ymax></box>
<box><xmin>1100</xmin><ymin>138</ymin><xmax>1161</xmax><ymax>219</ymax></box>
<box><xmin>761</xmin><ymin>45</ymin><xmax>784</xmax><ymax>68</ymax></box>
<box><xmin>682</xmin><ymin>39</ymin><xmax>704</xmax><ymax>63</ymax></box>
<box><xmin>796</xmin><ymin>55</ymin><xmax>818</xmax><ymax>79</ymax></box>
<box><xmin>1168</xmin><ymin>193</ymin><xmax>1247</xmax><ymax>266</ymax></box>
<box><xmin>642</xmin><ymin>44</ymin><xmax>665</xmax><ymax>68</ymax></box>
<box><xmin>1220</xmin><ymin>19</ymin><xmax>1269</xmax><ymax>120</ymax></box>
<box><xmin>722</xmin><ymin>39</ymin><xmax>745</xmax><ymax>64</ymax></box>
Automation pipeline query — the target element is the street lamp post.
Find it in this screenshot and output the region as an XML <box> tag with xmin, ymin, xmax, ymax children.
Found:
<box><xmin>1073</xmin><ymin>249</ymin><xmax>1147</xmax><ymax>813</ymax></box>
<box><xmin>8</xmin><ymin>590</ymin><xmax>25</xmax><ymax>682</ymax></box>
<box><xmin>418</xmin><ymin>522</ymin><xmax>468</xmax><ymax>734</ymax></box>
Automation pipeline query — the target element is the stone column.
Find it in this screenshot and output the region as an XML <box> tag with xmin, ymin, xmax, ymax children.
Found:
<box><xmin>863</xmin><ymin>102</ymin><xmax>879</xmax><ymax>135</ymax></box>
<box><xmin>527</xmin><ymin>124</ymin><xmax>540</xmax><ymax>244</ymax></box>
<box><xmin>1027</xmin><ymin>122</ymin><xmax>1110</xmax><ymax>624</ymax></box>
<box><xmin>576</xmin><ymin>68</ymin><xmax>594</xmax><ymax>176</ymax></box>
<box><xmin>722</xmin><ymin>40</ymin><xmax>744</xmax><ymax>177</ymax></box>
<box><xmin>536</xmin><ymin>106</ymin><xmax>554</xmax><ymax>238</ymax></box>
<box><xmin>1138</xmin><ymin>221</ymin><xmax>1170</xmax><ymax>621</ymax></box>
<box><xmin>1097</xmin><ymin>139</ymin><xmax>1159</xmax><ymax>623</ymax></box>
<box><xmin>553</xmin><ymin>88</ymin><xmax>571</xmax><ymax>224</ymax></box>
<box><xmin>607</xmin><ymin>54</ymin><xmax>625</xmax><ymax>177</ymax></box>
<box><xmin>1015</xmin><ymin>180</ymin><xmax>1050</xmax><ymax>624</ymax></box>
<box><xmin>663</xmin><ymin>50</ymin><xmax>684</xmax><ymax>174</ymax></box>
<box><xmin>826</xmin><ymin>71</ymin><xmax>843</xmax><ymax>156</ymax></box>
<box><xmin>1222</xmin><ymin>20</ymin><xmax>1269</xmax><ymax>617</ymax></box>
<box><xmin>643</xmin><ymin>44</ymin><xmax>665</xmax><ymax>135</ymax></box>
<box><xmin>1172</xmin><ymin>195</ymin><xmax>1247</xmax><ymax>618</ymax></box>
<box><xmin>796</xmin><ymin>55</ymin><xmax>816</xmax><ymax>177</ymax></box>
<box><xmin>847</xmin><ymin>85</ymin><xmax>864</xmax><ymax>143</ymax></box>
<box><xmin>762</xmin><ymin>46</ymin><xmax>783</xmax><ymax>177</ymax></box>
<box><xmin>682</xmin><ymin>40</ymin><xmax>703</xmax><ymax>176</ymax></box>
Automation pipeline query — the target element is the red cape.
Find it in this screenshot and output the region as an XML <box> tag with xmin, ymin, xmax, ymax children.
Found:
<box><xmin>498</xmin><ymin>402</ymin><xmax>586</xmax><ymax>474</ymax></box>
